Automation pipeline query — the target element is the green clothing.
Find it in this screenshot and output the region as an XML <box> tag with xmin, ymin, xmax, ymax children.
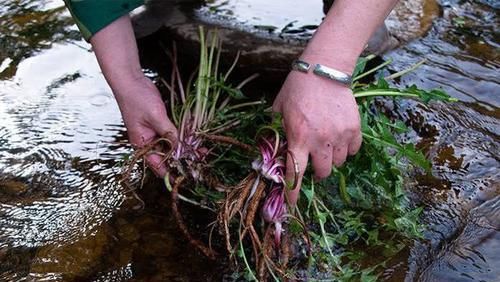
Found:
<box><xmin>64</xmin><ymin>0</ymin><xmax>144</xmax><ymax>41</ymax></box>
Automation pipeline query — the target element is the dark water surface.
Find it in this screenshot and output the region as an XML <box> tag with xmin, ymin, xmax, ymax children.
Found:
<box><xmin>0</xmin><ymin>0</ymin><xmax>498</xmax><ymax>281</ymax></box>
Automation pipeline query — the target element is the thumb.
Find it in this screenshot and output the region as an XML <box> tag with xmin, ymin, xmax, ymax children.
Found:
<box><xmin>285</xmin><ymin>146</ymin><xmax>309</xmax><ymax>207</ymax></box>
<box><xmin>146</xmin><ymin>112</ymin><xmax>178</xmax><ymax>178</ymax></box>
<box><xmin>150</xmin><ymin>113</ymin><xmax>179</xmax><ymax>148</ymax></box>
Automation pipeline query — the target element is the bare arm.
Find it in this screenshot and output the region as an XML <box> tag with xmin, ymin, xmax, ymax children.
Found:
<box><xmin>273</xmin><ymin>0</ymin><xmax>399</xmax><ymax>205</ymax></box>
<box><xmin>91</xmin><ymin>15</ymin><xmax>178</xmax><ymax>176</ymax></box>
<box><xmin>303</xmin><ymin>0</ymin><xmax>398</xmax><ymax>72</ymax></box>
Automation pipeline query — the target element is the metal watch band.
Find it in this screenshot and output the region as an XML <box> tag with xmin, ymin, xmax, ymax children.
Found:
<box><xmin>312</xmin><ymin>64</ymin><xmax>352</xmax><ymax>86</ymax></box>
<box><xmin>291</xmin><ymin>59</ymin><xmax>352</xmax><ymax>86</ymax></box>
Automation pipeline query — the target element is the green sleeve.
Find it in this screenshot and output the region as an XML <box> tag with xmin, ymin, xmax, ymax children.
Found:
<box><xmin>64</xmin><ymin>0</ymin><xmax>144</xmax><ymax>41</ymax></box>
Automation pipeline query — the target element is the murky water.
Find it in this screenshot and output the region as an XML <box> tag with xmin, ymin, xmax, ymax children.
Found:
<box><xmin>0</xmin><ymin>0</ymin><xmax>498</xmax><ymax>281</ymax></box>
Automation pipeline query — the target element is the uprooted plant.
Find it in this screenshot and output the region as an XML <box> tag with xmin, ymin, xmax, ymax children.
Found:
<box><xmin>121</xmin><ymin>28</ymin><xmax>458</xmax><ymax>281</ymax></box>
<box><xmin>222</xmin><ymin>59</ymin><xmax>457</xmax><ymax>280</ymax></box>
<box><xmin>121</xmin><ymin>27</ymin><xmax>264</xmax><ymax>259</ymax></box>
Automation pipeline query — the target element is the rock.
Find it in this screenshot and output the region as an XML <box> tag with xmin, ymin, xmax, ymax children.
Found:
<box><xmin>0</xmin><ymin>179</ymin><xmax>28</xmax><ymax>196</ymax></box>
<box><xmin>386</xmin><ymin>0</ymin><xmax>440</xmax><ymax>43</ymax></box>
<box><xmin>29</xmin><ymin>223</ymin><xmax>112</xmax><ymax>280</ymax></box>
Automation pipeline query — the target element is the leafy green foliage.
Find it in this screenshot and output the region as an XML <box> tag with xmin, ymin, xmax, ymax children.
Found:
<box><xmin>163</xmin><ymin>43</ymin><xmax>456</xmax><ymax>280</ymax></box>
<box><xmin>279</xmin><ymin>56</ymin><xmax>456</xmax><ymax>280</ymax></box>
<box><xmin>354</xmin><ymin>77</ymin><xmax>458</xmax><ymax>103</ymax></box>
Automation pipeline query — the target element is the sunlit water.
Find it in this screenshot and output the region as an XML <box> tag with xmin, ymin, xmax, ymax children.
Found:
<box><xmin>0</xmin><ymin>0</ymin><xmax>498</xmax><ymax>281</ymax></box>
<box><xmin>0</xmin><ymin>0</ymin><xmax>216</xmax><ymax>280</ymax></box>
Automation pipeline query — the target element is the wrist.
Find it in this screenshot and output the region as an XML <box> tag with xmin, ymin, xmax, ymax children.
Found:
<box><xmin>300</xmin><ymin>49</ymin><xmax>358</xmax><ymax>75</ymax></box>
<box><xmin>287</xmin><ymin>68</ymin><xmax>352</xmax><ymax>95</ymax></box>
<box><xmin>112</xmin><ymin>75</ymin><xmax>158</xmax><ymax>105</ymax></box>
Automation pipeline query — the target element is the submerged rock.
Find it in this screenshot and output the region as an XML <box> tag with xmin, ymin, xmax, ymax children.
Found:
<box><xmin>419</xmin><ymin>195</ymin><xmax>500</xmax><ymax>281</ymax></box>
<box><xmin>29</xmin><ymin>223</ymin><xmax>112</xmax><ymax>280</ymax></box>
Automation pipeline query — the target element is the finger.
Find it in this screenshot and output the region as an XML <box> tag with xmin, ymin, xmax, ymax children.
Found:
<box><xmin>145</xmin><ymin>153</ymin><xmax>168</xmax><ymax>177</ymax></box>
<box><xmin>311</xmin><ymin>145</ymin><xmax>333</xmax><ymax>180</ymax></box>
<box><xmin>285</xmin><ymin>146</ymin><xmax>309</xmax><ymax>207</ymax></box>
<box><xmin>150</xmin><ymin>113</ymin><xmax>179</xmax><ymax>148</ymax></box>
<box><xmin>348</xmin><ymin>132</ymin><xmax>362</xmax><ymax>156</ymax></box>
<box><xmin>332</xmin><ymin>145</ymin><xmax>348</xmax><ymax>167</ymax></box>
<box><xmin>153</xmin><ymin>123</ymin><xmax>178</xmax><ymax>153</ymax></box>
<box><xmin>271</xmin><ymin>93</ymin><xmax>282</xmax><ymax>113</ymax></box>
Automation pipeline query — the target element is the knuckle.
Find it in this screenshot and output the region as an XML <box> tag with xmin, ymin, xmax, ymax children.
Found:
<box><xmin>287</xmin><ymin>123</ymin><xmax>309</xmax><ymax>144</ymax></box>
<box><xmin>316</xmin><ymin>130</ymin><xmax>332</xmax><ymax>143</ymax></box>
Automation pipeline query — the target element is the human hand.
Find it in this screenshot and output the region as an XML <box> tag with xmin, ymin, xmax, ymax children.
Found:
<box><xmin>272</xmin><ymin>70</ymin><xmax>362</xmax><ymax>206</ymax></box>
<box><xmin>115</xmin><ymin>76</ymin><xmax>178</xmax><ymax>177</ymax></box>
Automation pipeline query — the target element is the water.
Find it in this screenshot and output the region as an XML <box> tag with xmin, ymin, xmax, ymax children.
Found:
<box><xmin>0</xmin><ymin>1</ymin><xmax>216</xmax><ymax>280</ymax></box>
<box><xmin>1</xmin><ymin>0</ymin><xmax>499</xmax><ymax>281</ymax></box>
<box><xmin>199</xmin><ymin>0</ymin><xmax>324</xmax><ymax>40</ymax></box>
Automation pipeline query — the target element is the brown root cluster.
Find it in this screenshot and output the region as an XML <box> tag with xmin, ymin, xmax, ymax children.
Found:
<box><xmin>218</xmin><ymin>172</ymin><xmax>303</xmax><ymax>280</ymax></box>
<box><xmin>121</xmin><ymin>134</ymin><xmax>308</xmax><ymax>280</ymax></box>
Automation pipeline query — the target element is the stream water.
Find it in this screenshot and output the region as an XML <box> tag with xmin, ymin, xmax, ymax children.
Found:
<box><xmin>0</xmin><ymin>0</ymin><xmax>498</xmax><ymax>281</ymax></box>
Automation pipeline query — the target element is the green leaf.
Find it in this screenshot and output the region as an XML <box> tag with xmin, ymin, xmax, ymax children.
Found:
<box><xmin>376</xmin><ymin>77</ymin><xmax>389</xmax><ymax>89</ymax></box>
<box><xmin>288</xmin><ymin>218</ymin><xmax>304</xmax><ymax>234</ymax></box>
<box><xmin>352</xmin><ymin>56</ymin><xmax>369</xmax><ymax>79</ymax></box>
<box><xmin>405</xmin><ymin>85</ymin><xmax>457</xmax><ymax>103</ymax></box>
<box><xmin>360</xmin><ymin>269</ymin><xmax>379</xmax><ymax>282</ymax></box>
<box><xmin>336</xmin><ymin>169</ymin><xmax>351</xmax><ymax>205</ymax></box>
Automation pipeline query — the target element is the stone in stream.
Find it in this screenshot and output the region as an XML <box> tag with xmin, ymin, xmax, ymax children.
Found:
<box><xmin>29</xmin><ymin>223</ymin><xmax>114</xmax><ymax>280</ymax></box>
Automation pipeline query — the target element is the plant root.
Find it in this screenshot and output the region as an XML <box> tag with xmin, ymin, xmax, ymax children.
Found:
<box><xmin>171</xmin><ymin>176</ymin><xmax>218</xmax><ymax>260</ymax></box>
<box><xmin>280</xmin><ymin>232</ymin><xmax>290</xmax><ymax>270</ymax></box>
<box><xmin>258</xmin><ymin>226</ymin><xmax>274</xmax><ymax>281</ymax></box>
<box><xmin>219</xmin><ymin>172</ymin><xmax>256</xmax><ymax>254</ymax></box>
<box><xmin>258</xmin><ymin>225</ymin><xmax>292</xmax><ymax>281</ymax></box>
<box><xmin>202</xmin><ymin>134</ymin><xmax>253</xmax><ymax>152</ymax></box>
<box><xmin>121</xmin><ymin>136</ymin><xmax>174</xmax><ymax>191</ymax></box>
<box><xmin>241</xmin><ymin>178</ymin><xmax>267</xmax><ymax>266</ymax></box>
<box><xmin>203</xmin><ymin>172</ymin><xmax>232</xmax><ymax>192</ymax></box>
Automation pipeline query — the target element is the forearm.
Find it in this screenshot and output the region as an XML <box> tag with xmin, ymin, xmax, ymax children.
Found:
<box><xmin>302</xmin><ymin>0</ymin><xmax>399</xmax><ymax>73</ymax></box>
<box><xmin>90</xmin><ymin>15</ymin><xmax>145</xmax><ymax>104</ymax></box>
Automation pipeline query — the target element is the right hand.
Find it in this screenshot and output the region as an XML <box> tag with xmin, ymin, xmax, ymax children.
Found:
<box><xmin>115</xmin><ymin>76</ymin><xmax>178</xmax><ymax>177</ymax></box>
<box><xmin>272</xmin><ymin>69</ymin><xmax>362</xmax><ymax>206</ymax></box>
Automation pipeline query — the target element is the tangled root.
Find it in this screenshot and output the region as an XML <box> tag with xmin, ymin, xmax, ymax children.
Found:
<box><xmin>219</xmin><ymin>172</ymin><xmax>257</xmax><ymax>254</ymax></box>
<box><xmin>280</xmin><ymin>232</ymin><xmax>290</xmax><ymax>269</ymax></box>
<box><xmin>258</xmin><ymin>225</ymin><xmax>292</xmax><ymax>281</ymax></box>
<box><xmin>203</xmin><ymin>172</ymin><xmax>232</xmax><ymax>192</ymax></box>
<box><xmin>202</xmin><ymin>134</ymin><xmax>253</xmax><ymax>152</ymax></box>
<box><xmin>242</xmin><ymin>178</ymin><xmax>267</xmax><ymax>267</ymax></box>
<box><xmin>258</xmin><ymin>226</ymin><xmax>274</xmax><ymax>281</ymax></box>
<box><xmin>171</xmin><ymin>176</ymin><xmax>218</xmax><ymax>260</ymax></box>
<box><xmin>121</xmin><ymin>136</ymin><xmax>173</xmax><ymax>191</ymax></box>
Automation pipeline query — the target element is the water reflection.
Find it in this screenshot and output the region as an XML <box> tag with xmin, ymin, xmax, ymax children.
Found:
<box><xmin>0</xmin><ymin>0</ymin><xmax>498</xmax><ymax>281</ymax></box>
<box><xmin>0</xmin><ymin>0</ymin><xmax>220</xmax><ymax>280</ymax></box>
<box><xmin>199</xmin><ymin>0</ymin><xmax>324</xmax><ymax>39</ymax></box>
<box><xmin>0</xmin><ymin>0</ymin><xmax>81</xmax><ymax>79</ymax></box>
<box><xmin>419</xmin><ymin>196</ymin><xmax>500</xmax><ymax>281</ymax></box>
<box><xmin>0</xmin><ymin>9</ymin><xmax>131</xmax><ymax>279</ymax></box>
